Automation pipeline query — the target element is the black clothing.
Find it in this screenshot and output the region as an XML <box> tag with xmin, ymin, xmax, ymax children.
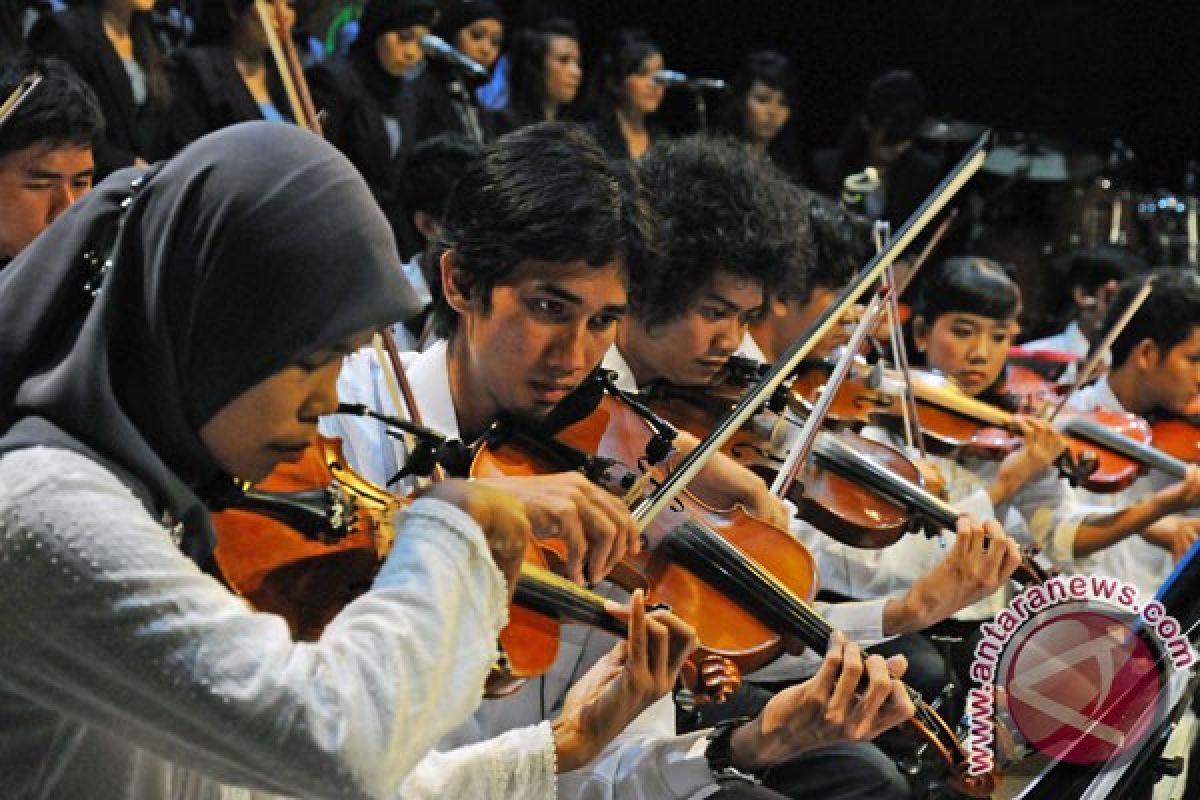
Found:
<box><xmin>27</xmin><ymin>4</ymin><xmax>168</xmax><ymax>178</ymax></box>
<box><xmin>810</xmin><ymin>142</ymin><xmax>943</xmax><ymax>230</ymax></box>
<box><xmin>165</xmin><ymin>44</ymin><xmax>293</xmax><ymax>155</ymax></box>
<box><xmin>307</xmin><ymin>53</ymin><xmax>420</xmax><ymax>257</ymax></box>
<box><xmin>582</xmin><ymin>109</ymin><xmax>664</xmax><ymax>162</ymax></box>
<box><xmin>409</xmin><ymin>61</ymin><xmax>494</xmax><ymax>146</ymax></box>
<box><xmin>0</xmin><ymin>121</ymin><xmax>415</xmax><ymax>563</ymax></box>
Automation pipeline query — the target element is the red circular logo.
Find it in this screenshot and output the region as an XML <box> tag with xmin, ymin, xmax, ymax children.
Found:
<box><xmin>1003</xmin><ymin>609</ymin><xmax>1163</xmax><ymax>765</ymax></box>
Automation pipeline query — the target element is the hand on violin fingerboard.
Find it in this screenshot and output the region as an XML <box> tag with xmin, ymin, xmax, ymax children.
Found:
<box><xmin>472</xmin><ymin>473</ymin><xmax>641</xmax><ymax>585</ymax></box>
<box><xmin>727</xmin><ymin>631</ymin><xmax>914</xmax><ymax>771</ymax></box>
<box><xmin>891</xmin><ymin>517</ymin><xmax>1022</xmax><ymax>632</ymax></box>
<box><xmin>988</xmin><ymin>416</ymin><xmax>1067</xmax><ymax>506</ymax></box>
<box><xmin>551</xmin><ymin>590</ymin><xmax>698</xmax><ymax>773</ymax></box>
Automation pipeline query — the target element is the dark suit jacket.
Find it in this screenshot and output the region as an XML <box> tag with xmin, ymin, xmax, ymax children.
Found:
<box><xmin>408</xmin><ymin>61</ymin><xmax>494</xmax><ymax>146</ymax></box>
<box><xmin>165</xmin><ymin>44</ymin><xmax>291</xmax><ymax>156</ymax></box>
<box><xmin>28</xmin><ymin>4</ymin><xmax>169</xmax><ymax>178</ymax></box>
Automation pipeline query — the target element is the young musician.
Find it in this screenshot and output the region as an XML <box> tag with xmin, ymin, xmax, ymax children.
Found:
<box><xmin>836</xmin><ymin>258</ymin><xmax>1200</xmax><ymax>679</ymax></box>
<box><xmin>1021</xmin><ymin>245</ymin><xmax>1147</xmax><ymax>384</ymax></box>
<box><xmin>611</xmin><ymin>139</ymin><xmax>1024</xmax><ymax>724</ymax></box>
<box><xmin>498</xmin><ymin>16</ymin><xmax>582</xmax><ymax>131</ymax></box>
<box><xmin>0</xmin><ymin>121</ymin><xmax>544</xmax><ymax>797</ymax></box>
<box><xmin>580</xmin><ymin>27</ymin><xmax>666</xmax><ymax>161</ymax></box>
<box><xmin>408</xmin><ymin>0</ymin><xmax>502</xmax><ymax>145</ymax></box>
<box><xmin>718</xmin><ymin>49</ymin><xmax>806</xmax><ymax>183</ymax></box>
<box><xmin>328</xmin><ymin>123</ymin><xmax>925</xmax><ymax>799</ymax></box>
<box><xmin>165</xmin><ymin>0</ymin><xmax>298</xmax><ymax>152</ymax></box>
<box><xmin>307</xmin><ymin>0</ymin><xmax>436</xmax><ymax>257</ymax></box>
<box><xmin>28</xmin><ymin>0</ymin><xmax>171</xmax><ymax>178</ymax></box>
<box><xmin>746</xmin><ymin>191</ymin><xmax>874</xmax><ymax>363</ymax></box>
<box><xmin>1064</xmin><ymin>267</ymin><xmax>1200</xmax><ymax>593</ymax></box>
<box><xmin>0</xmin><ymin>55</ymin><xmax>103</xmax><ymax>266</ymax></box>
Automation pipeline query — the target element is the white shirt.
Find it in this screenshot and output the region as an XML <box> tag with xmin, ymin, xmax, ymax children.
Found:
<box><xmin>326</xmin><ymin>341</ymin><xmax>721</xmax><ymax>799</ymax></box>
<box><xmin>0</xmin><ymin>446</ymin><xmax>524</xmax><ymax>799</ymax></box>
<box><xmin>1023</xmin><ymin>320</ymin><xmax>1109</xmax><ymax>386</ymax></box>
<box><xmin>827</xmin><ymin>425</ymin><xmax>1088</xmax><ymax>620</ymax></box>
<box><xmin>1065</xmin><ymin>377</ymin><xmax>1177</xmax><ymax>596</ymax></box>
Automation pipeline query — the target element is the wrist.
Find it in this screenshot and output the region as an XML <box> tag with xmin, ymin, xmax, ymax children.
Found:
<box><xmin>884</xmin><ymin>588</ymin><xmax>936</xmax><ymax>635</ymax></box>
<box><xmin>551</xmin><ymin>716</ymin><xmax>586</xmax><ymax>774</ymax></box>
<box><xmin>726</xmin><ymin>716</ymin><xmax>771</xmax><ymax>773</ymax></box>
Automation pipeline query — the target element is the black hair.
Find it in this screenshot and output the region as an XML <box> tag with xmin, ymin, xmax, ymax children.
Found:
<box><xmin>432</xmin><ymin>121</ymin><xmax>657</xmax><ymax>337</ymax></box>
<box><xmin>632</xmin><ymin>134</ymin><xmax>812</xmax><ymax>326</ymax></box>
<box><xmin>722</xmin><ymin>48</ymin><xmax>796</xmax><ymax>132</ymax></box>
<box><xmin>1107</xmin><ymin>267</ymin><xmax>1200</xmax><ymax>368</ymax></box>
<box><xmin>0</xmin><ymin>55</ymin><xmax>105</xmax><ymax>158</ymax></box>
<box><xmin>579</xmin><ymin>27</ymin><xmax>658</xmax><ymax>120</ymax></box>
<box><xmin>912</xmin><ymin>256</ymin><xmax>1022</xmax><ymax>325</ymax></box>
<box><xmin>401</xmin><ymin>133</ymin><xmax>481</xmax><ymax>217</ymax></box>
<box><xmin>189</xmin><ymin>0</ymin><xmax>256</xmax><ymax>45</ymax></box>
<box><xmin>834</xmin><ymin>67</ymin><xmax>925</xmax><ymax>182</ymax></box>
<box><xmin>505</xmin><ymin>16</ymin><xmax>579</xmax><ymax>126</ymax></box>
<box><xmin>804</xmin><ymin>191</ymin><xmax>873</xmax><ymax>296</ymax></box>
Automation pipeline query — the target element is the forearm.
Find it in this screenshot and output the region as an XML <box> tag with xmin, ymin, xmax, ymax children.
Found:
<box><xmin>399</xmin><ymin>723</ymin><xmax>557</xmax><ymax>800</ymax></box>
<box><xmin>1074</xmin><ymin>495</ymin><xmax>1175</xmax><ymax>557</ymax></box>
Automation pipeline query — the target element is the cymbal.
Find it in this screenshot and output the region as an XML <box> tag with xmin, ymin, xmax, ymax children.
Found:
<box><xmin>983</xmin><ymin>142</ymin><xmax>1070</xmax><ymax>182</ymax></box>
<box><xmin>916</xmin><ymin>116</ymin><xmax>987</xmax><ymax>143</ymax></box>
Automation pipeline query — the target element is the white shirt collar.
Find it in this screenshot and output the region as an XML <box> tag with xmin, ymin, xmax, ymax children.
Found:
<box><xmin>404</xmin><ymin>339</ymin><xmax>462</xmax><ymax>440</ymax></box>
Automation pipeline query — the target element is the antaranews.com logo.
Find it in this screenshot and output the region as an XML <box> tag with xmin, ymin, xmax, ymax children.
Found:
<box><xmin>965</xmin><ymin>574</ymin><xmax>1196</xmax><ymax>776</ymax></box>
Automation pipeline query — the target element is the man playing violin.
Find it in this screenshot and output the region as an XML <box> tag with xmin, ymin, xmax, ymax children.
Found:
<box><xmin>329</xmin><ymin>123</ymin><xmax>928</xmax><ymax>799</ymax></box>
<box><xmin>1064</xmin><ymin>267</ymin><xmax>1200</xmax><ymax>594</ymax></box>
<box><xmin>832</xmin><ymin>256</ymin><xmax>1200</xmax><ymax>683</ymax></box>
<box><xmin>604</xmin><ymin>136</ymin><xmax>1033</xmax><ymax>794</ymax></box>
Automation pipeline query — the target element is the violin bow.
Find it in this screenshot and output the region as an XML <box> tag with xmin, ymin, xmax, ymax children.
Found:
<box><xmin>631</xmin><ymin>131</ymin><xmax>994</xmax><ymax>529</ymax></box>
<box><xmin>371</xmin><ymin>328</ymin><xmax>445</xmax><ymax>483</ymax></box>
<box><xmin>255</xmin><ymin>0</ymin><xmax>323</xmax><ymax>134</ymax></box>
<box><xmin>1042</xmin><ymin>275</ymin><xmax>1155</xmax><ymax>424</ymax></box>
<box><xmin>0</xmin><ymin>71</ymin><xmax>42</xmax><ymax>130</ymax></box>
<box><xmin>769</xmin><ymin>200</ymin><xmax>958</xmax><ymax>498</ymax></box>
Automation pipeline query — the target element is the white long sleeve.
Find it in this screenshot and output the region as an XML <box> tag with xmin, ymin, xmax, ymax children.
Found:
<box><xmin>0</xmin><ymin>446</ymin><xmax>510</xmax><ymax>800</ymax></box>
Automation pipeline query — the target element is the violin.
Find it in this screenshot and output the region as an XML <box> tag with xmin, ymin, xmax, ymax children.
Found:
<box><xmin>210</xmin><ymin>434</ymin><xmax>738</xmax><ymax>702</ymax></box>
<box><xmin>793</xmin><ymin>359</ymin><xmax>1155</xmax><ymax>493</ymax></box>
<box><xmin>642</xmin><ymin>365</ymin><xmax>1055</xmax><ymax>587</ymax></box>
<box><xmin>1147</xmin><ymin>397</ymin><xmax>1200</xmax><ymax>465</ymax></box>
<box><xmin>471</xmin><ymin>385</ymin><xmax>997</xmax><ymax>797</ymax></box>
<box><xmin>643</xmin><ymin>363</ymin><xmax>930</xmax><ymax>550</ymax></box>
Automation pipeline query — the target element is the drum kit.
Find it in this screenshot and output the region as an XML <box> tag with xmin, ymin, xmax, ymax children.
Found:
<box><xmin>914</xmin><ymin>117</ymin><xmax>1199</xmax><ymax>336</ymax></box>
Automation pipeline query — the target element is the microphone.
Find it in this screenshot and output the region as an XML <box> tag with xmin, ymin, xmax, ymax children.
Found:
<box><xmin>420</xmin><ymin>33</ymin><xmax>489</xmax><ymax>80</ymax></box>
<box><xmin>653</xmin><ymin>69</ymin><xmax>726</xmax><ymax>92</ymax></box>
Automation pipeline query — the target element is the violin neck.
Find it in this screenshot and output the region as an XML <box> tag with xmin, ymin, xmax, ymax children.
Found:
<box><xmin>1061</xmin><ymin>416</ymin><xmax>1188</xmax><ymax>481</ymax></box>
<box><xmin>660</xmin><ymin>518</ymin><xmax>967</xmax><ymax>769</ymax></box>
<box><xmin>898</xmin><ymin>370</ymin><xmax>1013</xmax><ymax>428</ymax></box>
<box><xmin>515</xmin><ymin>563</ymin><xmax>627</xmax><ymax>639</ymax></box>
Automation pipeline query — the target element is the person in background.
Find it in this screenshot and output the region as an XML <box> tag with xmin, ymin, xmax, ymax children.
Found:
<box><xmin>497</xmin><ymin>15</ymin><xmax>580</xmax><ymax>132</ymax></box>
<box><xmin>391</xmin><ymin>132</ymin><xmax>481</xmax><ymax>348</ymax></box>
<box><xmin>165</xmin><ymin>0</ymin><xmax>297</xmax><ymax>153</ymax></box>
<box><xmin>812</xmin><ymin>69</ymin><xmax>940</xmax><ymax>229</ymax></box>
<box><xmin>719</xmin><ymin>48</ymin><xmax>806</xmax><ymax>183</ymax></box>
<box><xmin>1021</xmin><ymin>245</ymin><xmax>1147</xmax><ymax>384</ymax></box>
<box><xmin>28</xmin><ymin>0</ymin><xmax>171</xmax><ymax>178</ymax></box>
<box><xmin>307</xmin><ymin>0</ymin><xmax>437</xmax><ymax>259</ymax></box>
<box><xmin>1065</xmin><ymin>268</ymin><xmax>1200</xmax><ymax>594</ymax></box>
<box><xmin>408</xmin><ymin>0</ymin><xmax>501</xmax><ymax>144</ymax></box>
<box><xmin>580</xmin><ymin>26</ymin><xmax>665</xmax><ymax>161</ymax></box>
<box><xmin>0</xmin><ymin>54</ymin><xmax>103</xmax><ymax>267</ymax></box>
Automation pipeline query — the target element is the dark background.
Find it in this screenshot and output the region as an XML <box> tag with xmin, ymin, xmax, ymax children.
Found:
<box><xmin>508</xmin><ymin>0</ymin><xmax>1200</xmax><ymax>190</ymax></box>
